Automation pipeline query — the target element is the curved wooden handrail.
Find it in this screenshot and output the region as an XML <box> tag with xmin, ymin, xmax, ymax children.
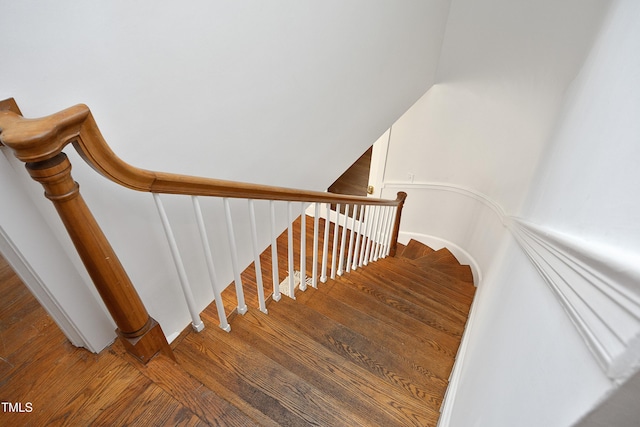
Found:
<box><xmin>0</xmin><ymin>102</ymin><xmax>405</xmax><ymax>207</ymax></box>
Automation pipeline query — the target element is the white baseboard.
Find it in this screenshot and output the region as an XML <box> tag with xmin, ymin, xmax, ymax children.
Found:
<box><xmin>437</xmin><ymin>292</ymin><xmax>481</xmax><ymax>427</ymax></box>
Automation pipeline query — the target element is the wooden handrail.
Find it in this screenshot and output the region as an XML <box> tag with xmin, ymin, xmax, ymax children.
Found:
<box><xmin>0</xmin><ymin>102</ymin><xmax>403</xmax><ymax>206</ymax></box>
<box><xmin>0</xmin><ymin>98</ymin><xmax>407</xmax><ymax>361</ymax></box>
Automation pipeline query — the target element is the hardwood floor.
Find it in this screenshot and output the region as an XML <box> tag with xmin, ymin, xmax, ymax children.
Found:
<box><xmin>0</xmin><ymin>253</ymin><xmax>212</xmax><ymax>426</ymax></box>
<box><xmin>0</xmin><ymin>218</ymin><xmax>475</xmax><ymax>426</ymax></box>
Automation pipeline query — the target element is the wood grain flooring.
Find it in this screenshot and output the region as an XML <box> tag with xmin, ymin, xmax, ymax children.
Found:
<box><xmin>1</xmin><ymin>216</ymin><xmax>475</xmax><ymax>426</ymax></box>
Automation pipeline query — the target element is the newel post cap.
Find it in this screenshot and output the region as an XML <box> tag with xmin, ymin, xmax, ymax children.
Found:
<box><xmin>0</xmin><ymin>102</ymin><xmax>90</xmax><ymax>163</ymax></box>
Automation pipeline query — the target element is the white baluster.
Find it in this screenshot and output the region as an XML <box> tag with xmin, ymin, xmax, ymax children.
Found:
<box><xmin>192</xmin><ymin>196</ymin><xmax>230</xmax><ymax>332</ymax></box>
<box><xmin>383</xmin><ymin>205</ymin><xmax>390</xmax><ymax>257</ymax></box>
<box><xmin>320</xmin><ymin>203</ymin><xmax>330</xmax><ymax>283</ymax></box>
<box><xmin>384</xmin><ymin>205</ymin><xmax>395</xmax><ymax>258</ymax></box>
<box><xmin>374</xmin><ymin>206</ymin><xmax>389</xmax><ymax>262</ymax></box>
<box><xmin>331</xmin><ymin>203</ymin><xmax>340</xmax><ymax>279</ymax></box>
<box><xmin>248</xmin><ymin>200</ymin><xmax>267</xmax><ymax>313</ymax></box>
<box><xmin>270</xmin><ymin>201</ymin><xmax>281</xmax><ymax>302</ymax></box>
<box><xmin>287</xmin><ymin>202</ymin><xmax>295</xmax><ymax>299</ymax></box>
<box><xmin>372</xmin><ymin>205</ymin><xmax>383</xmax><ymax>262</ymax></box>
<box><xmin>372</xmin><ymin>205</ymin><xmax>382</xmax><ymax>261</ymax></box>
<box><xmin>369</xmin><ymin>205</ymin><xmax>382</xmax><ymax>263</ymax></box>
<box><xmin>358</xmin><ymin>205</ymin><xmax>370</xmax><ymax>267</ymax></box>
<box><xmin>373</xmin><ymin>205</ymin><xmax>384</xmax><ymax>262</ymax></box>
<box><xmin>386</xmin><ymin>206</ymin><xmax>399</xmax><ymax>257</ymax></box>
<box><xmin>223</xmin><ymin>198</ymin><xmax>248</xmax><ymax>314</ymax></box>
<box><xmin>299</xmin><ymin>203</ymin><xmax>307</xmax><ymax>291</ymax></box>
<box><xmin>346</xmin><ymin>204</ymin><xmax>358</xmax><ymax>273</ymax></box>
<box><xmin>364</xmin><ymin>205</ymin><xmax>379</xmax><ymax>266</ymax></box>
<box><xmin>153</xmin><ymin>193</ymin><xmax>204</xmax><ymax>332</ymax></box>
<box><xmin>378</xmin><ymin>206</ymin><xmax>391</xmax><ymax>259</ymax></box>
<box><xmin>312</xmin><ymin>203</ymin><xmax>320</xmax><ymax>288</ymax></box>
<box><xmin>352</xmin><ymin>204</ymin><xmax>365</xmax><ymax>270</ymax></box>
<box><xmin>337</xmin><ymin>204</ymin><xmax>349</xmax><ymax>276</ymax></box>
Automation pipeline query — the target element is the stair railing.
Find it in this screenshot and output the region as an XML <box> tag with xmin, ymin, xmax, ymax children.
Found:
<box><xmin>0</xmin><ymin>99</ymin><xmax>406</xmax><ymax>362</ymax></box>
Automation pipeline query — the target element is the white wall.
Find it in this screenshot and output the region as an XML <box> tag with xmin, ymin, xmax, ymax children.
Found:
<box><xmin>385</xmin><ymin>0</ymin><xmax>609</xmax><ymax>214</ymax></box>
<box><xmin>382</xmin><ymin>0</ymin><xmax>609</xmax><ymax>281</ymax></box>
<box><xmin>523</xmin><ymin>1</ymin><xmax>640</xmax><ymax>254</ymax></box>
<box><xmin>378</xmin><ymin>1</ymin><xmax>640</xmax><ymax>426</ymax></box>
<box><xmin>450</xmin><ymin>236</ymin><xmax>612</xmax><ymax>427</ymax></box>
<box><xmin>380</xmin><ymin>0</ymin><xmax>610</xmax><ymax>311</ymax></box>
<box><xmin>1</xmin><ymin>1</ymin><xmax>451</xmax><ymax>345</ymax></box>
<box><xmin>515</xmin><ymin>2</ymin><xmax>640</xmax><ymax>421</ymax></box>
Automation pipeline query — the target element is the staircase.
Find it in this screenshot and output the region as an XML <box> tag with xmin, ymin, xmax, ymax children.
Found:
<box><xmin>159</xmin><ymin>217</ymin><xmax>475</xmax><ymax>427</ymax></box>
<box><xmin>1</xmin><ymin>101</ymin><xmax>474</xmax><ymax>426</ymax></box>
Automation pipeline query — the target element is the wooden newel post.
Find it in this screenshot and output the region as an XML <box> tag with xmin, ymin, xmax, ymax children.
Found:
<box><xmin>389</xmin><ymin>191</ymin><xmax>407</xmax><ymax>257</ymax></box>
<box><xmin>0</xmin><ymin>99</ymin><xmax>173</xmax><ymax>363</ymax></box>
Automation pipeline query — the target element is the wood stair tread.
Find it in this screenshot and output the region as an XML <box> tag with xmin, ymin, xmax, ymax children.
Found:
<box><xmin>268</xmin><ymin>296</ymin><xmax>445</xmax><ymax>419</ymax></box>
<box><xmin>423</xmin><ymin>263</ymin><xmax>474</xmax><ymax>283</ymax></box>
<box><xmin>227</xmin><ymin>305</ymin><xmax>440</xmax><ymax>425</ymax></box>
<box><xmin>414</xmin><ymin>247</ymin><xmax>460</xmax><ymax>267</ymax></box>
<box><xmin>344</xmin><ymin>266</ymin><xmax>470</xmax><ymax>333</ymax></box>
<box><xmin>376</xmin><ymin>256</ymin><xmax>476</xmax><ymax>301</ymax></box>
<box><xmin>314</xmin><ymin>276</ymin><xmax>461</xmax><ymax>358</ymax></box>
<box><xmin>177</xmin><ymin>312</ymin><xmax>367</xmax><ymax>426</ymax></box>
<box><xmin>399</xmin><ymin>241</ymin><xmax>474</xmax><ymax>284</ymax></box>
<box><xmin>328</xmin><ymin>277</ymin><xmax>459</xmax><ymax>352</ymax></box>
<box><xmin>356</xmin><ymin>257</ymin><xmax>473</xmax><ymax>312</ymax></box>
<box><xmin>296</xmin><ymin>286</ymin><xmax>454</xmax><ymax>380</ymax></box>
<box><xmin>355</xmin><ymin>257</ymin><xmax>475</xmax><ymax>309</ymax></box>
<box><xmin>400</xmin><ymin>239</ymin><xmax>435</xmax><ymax>260</ymax></box>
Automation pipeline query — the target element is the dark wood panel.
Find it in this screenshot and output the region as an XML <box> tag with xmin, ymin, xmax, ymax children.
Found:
<box><xmin>328</xmin><ymin>146</ymin><xmax>372</xmax><ymax>197</ymax></box>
